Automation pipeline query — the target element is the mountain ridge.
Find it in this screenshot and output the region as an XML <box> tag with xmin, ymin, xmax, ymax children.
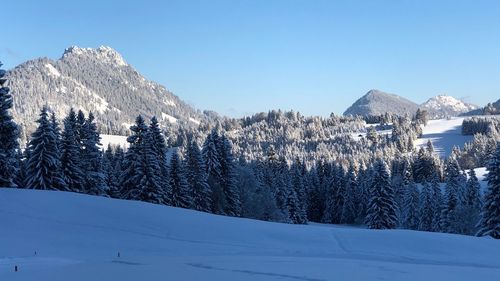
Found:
<box><xmin>6</xmin><ymin>46</ymin><xmax>212</xmax><ymax>140</ymax></box>
<box><xmin>343</xmin><ymin>89</ymin><xmax>419</xmax><ymax>117</ymax></box>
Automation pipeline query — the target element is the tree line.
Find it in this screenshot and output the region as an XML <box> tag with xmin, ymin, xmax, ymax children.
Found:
<box><xmin>1</xmin><ymin>62</ymin><xmax>500</xmax><ymax>238</ymax></box>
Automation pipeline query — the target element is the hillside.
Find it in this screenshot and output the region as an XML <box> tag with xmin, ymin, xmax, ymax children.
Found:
<box><xmin>415</xmin><ymin>117</ymin><xmax>473</xmax><ymax>157</ymax></box>
<box><xmin>1</xmin><ymin>189</ymin><xmax>499</xmax><ymax>281</ymax></box>
<box><xmin>5</xmin><ymin>46</ymin><xmax>212</xmax><ymax>138</ymax></box>
<box><xmin>343</xmin><ymin>89</ymin><xmax>419</xmax><ymax>117</ymax></box>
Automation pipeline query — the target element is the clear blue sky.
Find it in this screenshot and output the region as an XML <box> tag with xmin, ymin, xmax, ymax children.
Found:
<box><xmin>2</xmin><ymin>0</ymin><xmax>499</xmax><ymax>117</ymax></box>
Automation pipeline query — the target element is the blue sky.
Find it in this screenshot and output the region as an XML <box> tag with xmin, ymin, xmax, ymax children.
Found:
<box><xmin>2</xmin><ymin>0</ymin><xmax>499</xmax><ymax>117</ymax></box>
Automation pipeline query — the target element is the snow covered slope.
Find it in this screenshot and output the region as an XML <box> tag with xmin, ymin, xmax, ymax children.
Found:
<box><xmin>415</xmin><ymin>117</ymin><xmax>473</xmax><ymax>157</ymax></box>
<box><xmin>1</xmin><ymin>189</ymin><xmax>500</xmax><ymax>281</ymax></box>
<box><xmin>420</xmin><ymin>95</ymin><xmax>478</xmax><ymax>119</ymax></box>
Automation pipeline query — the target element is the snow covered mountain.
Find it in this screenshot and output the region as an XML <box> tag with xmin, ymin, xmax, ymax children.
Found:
<box><xmin>463</xmin><ymin>98</ymin><xmax>500</xmax><ymax>116</ymax></box>
<box><xmin>5</xmin><ymin>46</ymin><xmax>212</xmax><ymax>138</ymax></box>
<box><xmin>344</xmin><ymin>90</ymin><xmax>480</xmax><ymax>119</ymax></box>
<box><xmin>420</xmin><ymin>95</ymin><xmax>478</xmax><ymax>119</ymax></box>
<box><xmin>1</xmin><ymin>188</ymin><xmax>499</xmax><ymax>281</ymax></box>
<box><xmin>343</xmin><ymin>89</ymin><xmax>419</xmax><ymax>117</ymax></box>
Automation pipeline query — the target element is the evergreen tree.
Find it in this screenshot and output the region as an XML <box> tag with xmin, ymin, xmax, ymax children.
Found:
<box><xmin>149</xmin><ymin>116</ymin><xmax>170</xmax><ymax>201</ymax></box>
<box><xmin>477</xmin><ymin>144</ymin><xmax>500</xmax><ymax>239</ymax></box>
<box><xmin>402</xmin><ymin>182</ymin><xmax>420</xmax><ymax>230</ymax></box>
<box><xmin>365</xmin><ymin>159</ymin><xmax>397</xmax><ymax>229</ymax></box>
<box><xmin>429</xmin><ymin>171</ymin><xmax>444</xmax><ymax>232</ymax></box>
<box><xmin>290</xmin><ymin>159</ymin><xmax>308</xmax><ymax>224</ymax></box>
<box><xmin>202</xmin><ymin>129</ymin><xmax>223</xmax><ymax>214</ymax></box>
<box><xmin>441</xmin><ymin>157</ymin><xmax>462</xmax><ymax>233</ymax></box>
<box><xmin>121</xmin><ymin>116</ymin><xmax>164</xmax><ymax>203</ymax></box>
<box><xmin>0</xmin><ymin>62</ymin><xmax>19</xmax><ymax>187</ymax></box>
<box><xmin>341</xmin><ymin>163</ymin><xmax>358</xmax><ymax>224</ymax></box>
<box><xmin>14</xmin><ymin>149</ymin><xmax>27</xmax><ymax>188</ymax></box>
<box><xmin>60</xmin><ymin>108</ymin><xmax>84</xmax><ymax>192</ymax></box>
<box><xmin>218</xmin><ymin>135</ymin><xmax>242</xmax><ymax>216</ymax></box>
<box><xmin>463</xmin><ymin>169</ymin><xmax>482</xmax><ymax>209</ymax></box>
<box><xmin>323</xmin><ymin>164</ymin><xmax>344</xmax><ymax>224</ymax></box>
<box><xmin>169</xmin><ymin>150</ymin><xmax>192</xmax><ymax>208</ymax></box>
<box><xmin>25</xmin><ymin>106</ymin><xmax>66</xmax><ymax>190</ymax></box>
<box><xmin>102</xmin><ymin>144</ymin><xmax>117</xmax><ymax>196</ymax></box>
<box><xmin>186</xmin><ymin>139</ymin><xmax>212</xmax><ymax>212</ymax></box>
<box><xmin>120</xmin><ymin>115</ymin><xmax>150</xmax><ymax>199</ymax></box>
<box><xmin>419</xmin><ymin>180</ymin><xmax>434</xmax><ymax>231</ymax></box>
<box><xmin>81</xmin><ymin>112</ymin><xmax>107</xmax><ymax>195</ymax></box>
<box><xmin>306</xmin><ymin>166</ymin><xmax>323</xmax><ymax>222</ymax></box>
<box><xmin>110</xmin><ymin>146</ymin><xmax>125</xmax><ymax>198</ymax></box>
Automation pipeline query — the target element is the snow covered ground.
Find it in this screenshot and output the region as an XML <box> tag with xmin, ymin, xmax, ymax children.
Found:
<box><xmin>100</xmin><ymin>134</ymin><xmax>129</xmax><ymax>149</ymax></box>
<box><xmin>415</xmin><ymin>117</ymin><xmax>473</xmax><ymax>157</ymax></box>
<box><xmin>1</xmin><ymin>189</ymin><xmax>499</xmax><ymax>281</ymax></box>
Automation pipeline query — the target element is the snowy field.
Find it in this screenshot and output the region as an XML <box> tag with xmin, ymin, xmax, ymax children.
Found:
<box><xmin>415</xmin><ymin>117</ymin><xmax>473</xmax><ymax>157</ymax></box>
<box><xmin>1</xmin><ymin>189</ymin><xmax>500</xmax><ymax>281</ymax></box>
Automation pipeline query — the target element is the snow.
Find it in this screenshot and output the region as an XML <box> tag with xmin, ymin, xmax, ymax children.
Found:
<box><xmin>63</xmin><ymin>46</ymin><xmax>127</xmax><ymax>67</ymax></box>
<box><xmin>163</xmin><ymin>99</ymin><xmax>176</xmax><ymax>107</ymax></box>
<box><xmin>100</xmin><ymin>134</ymin><xmax>129</xmax><ymax>149</ymax></box>
<box><xmin>1</xmin><ymin>189</ymin><xmax>499</xmax><ymax>281</ymax></box>
<box><xmin>44</xmin><ymin>64</ymin><xmax>61</xmax><ymax>78</ymax></box>
<box><xmin>415</xmin><ymin>117</ymin><xmax>473</xmax><ymax>157</ymax></box>
<box><xmin>189</xmin><ymin>117</ymin><xmax>200</xmax><ymax>125</ymax></box>
<box><xmin>421</xmin><ymin>95</ymin><xmax>476</xmax><ymax>112</ymax></box>
<box><xmin>161</xmin><ymin>113</ymin><xmax>177</xmax><ymax>123</ymax></box>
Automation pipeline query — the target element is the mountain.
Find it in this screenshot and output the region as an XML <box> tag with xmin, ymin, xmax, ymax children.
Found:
<box><xmin>462</xmin><ymin>98</ymin><xmax>500</xmax><ymax>116</ymax></box>
<box><xmin>420</xmin><ymin>95</ymin><xmax>478</xmax><ymax>119</ymax></box>
<box><xmin>343</xmin><ymin>89</ymin><xmax>419</xmax><ymax>117</ymax></box>
<box><xmin>5</xmin><ymin>46</ymin><xmax>213</xmax><ymax>139</ymax></box>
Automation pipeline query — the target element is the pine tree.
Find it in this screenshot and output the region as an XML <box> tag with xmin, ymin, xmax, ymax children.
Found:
<box><xmin>186</xmin><ymin>139</ymin><xmax>212</xmax><ymax>212</ymax></box>
<box><xmin>286</xmin><ymin>183</ymin><xmax>302</xmax><ymax>224</ymax></box>
<box><xmin>202</xmin><ymin>129</ymin><xmax>223</xmax><ymax>214</ymax></box>
<box><xmin>441</xmin><ymin>157</ymin><xmax>462</xmax><ymax>233</ymax></box>
<box><xmin>0</xmin><ymin>62</ymin><xmax>19</xmax><ymax>187</ymax></box>
<box><xmin>365</xmin><ymin>159</ymin><xmax>397</xmax><ymax>229</ymax></box>
<box><xmin>135</xmin><ymin>130</ymin><xmax>164</xmax><ymax>203</ymax></box>
<box><xmin>306</xmin><ymin>166</ymin><xmax>323</xmax><ymax>222</ymax></box>
<box><xmin>218</xmin><ymin>135</ymin><xmax>241</xmax><ymax>217</ymax></box>
<box><xmin>25</xmin><ymin>106</ymin><xmax>66</xmax><ymax>190</ymax></box>
<box><xmin>102</xmin><ymin>144</ymin><xmax>117</xmax><ymax>196</ymax></box>
<box><xmin>81</xmin><ymin>112</ymin><xmax>107</xmax><ymax>195</ymax></box>
<box><xmin>290</xmin><ymin>159</ymin><xmax>307</xmax><ymax>224</ymax></box>
<box><xmin>419</xmin><ymin>180</ymin><xmax>434</xmax><ymax>231</ymax></box>
<box><xmin>120</xmin><ymin>115</ymin><xmax>149</xmax><ymax>199</ymax></box>
<box><xmin>341</xmin><ymin>163</ymin><xmax>358</xmax><ymax>224</ymax></box>
<box><xmin>464</xmin><ymin>169</ymin><xmax>482</xmax><ymax>210</ymax></box>
<box><xmin>402</xmin><ymin>182</ymin><xmax>420</xmax><ymax>230</ymax></box>
<box><xmin>14</xmin><ymin>149</ymin><xmax>27</xmax><ymax>188</ymax></box>
<box><xmin>429</xmin><ymin>171</ymin><xmax>444</xmax><ymax>232</ymax></box>
<box><xmin>454</xmin><ymin>169</ymin><xmax>482</xmax><ymax>235</ymax></box>
<box><xmin>121</xmin><ymin>116</ymin><xmax>164</xmax><ymax>204</ymax></box>
<box><xmin>149</xmin><ymin>117</ymin><xmax>170</xmax><ymax>202</ymax></box>
<box><xmin>323</xmin><ymin>164</ymin><xmax>345</xmax><ymax>224</ymax></box>
<box><xmin>477</xmin><ymin>144</ymin><xmax>500</xmax><ymax>239</ymax></box>
<box><xmin>169</xmin><ymin>150</ymin><xmax>192</xmax><ymax>208</ymax></box>
<box><xmin>60</xmin><ymin>109</ymin><xmax>85</xmax><ymax>192</ymax></box>
<box><xmin>110</xmin><ymin>146</ymin><xmax>125</xmax><ymax>198</ymax></box>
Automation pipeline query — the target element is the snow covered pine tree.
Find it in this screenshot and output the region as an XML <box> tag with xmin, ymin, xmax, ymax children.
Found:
<box><xmin>477</xmin><ymin>143</ymin><xmax>500</xmax><ymax>239</ymax></box>
<box><xmin>0</xmin><ymin>62</ymin><xmax>19</xmax><ymax>187</ymax></box>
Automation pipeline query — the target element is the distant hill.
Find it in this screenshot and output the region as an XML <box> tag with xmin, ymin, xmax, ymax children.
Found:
<box><xmin>420</xmin><ymin>95</ymin><xmax>478</xmax><ymax>119</ymax></box>
<box><xmin>343</xmin><ymin>89</ymin><xmax>419</xmax><ymax>117</ymax></box>
<box><xmin>5</xmin><ymin>46</ymin><xmax>214</xmax><ymax>139</ymax></box>
<box><xmin>462</xmin><ymin>98</ymin><xmax>500</xmax><ymax>116</ymax></box>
